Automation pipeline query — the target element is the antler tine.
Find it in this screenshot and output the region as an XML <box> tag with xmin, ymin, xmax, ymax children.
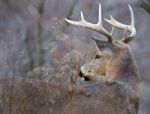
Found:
<box><xmin>65</xmin><ymin>3</ymin><xmax>113</xmax><ymax>42</ymax></box>
<box><xmin>104</xmin><ymin>5</ymin><xmax>136</xmax><ymax>42</ymax></box>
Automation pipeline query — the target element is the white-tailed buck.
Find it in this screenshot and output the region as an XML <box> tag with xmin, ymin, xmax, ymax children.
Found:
<box><xmin>65</xmin><ymin>3</ymin><xmax>140</xmax><ymax>113</ymax></box>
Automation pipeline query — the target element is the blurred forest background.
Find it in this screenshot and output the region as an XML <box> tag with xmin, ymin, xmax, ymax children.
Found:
<box><xmin>0</xmin><ymin>0</ymin><xmax>150</xmax><ymax>114</ymax></box>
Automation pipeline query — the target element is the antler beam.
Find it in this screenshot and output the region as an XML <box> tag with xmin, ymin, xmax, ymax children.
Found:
<box><xmin>104</xmin><ymin>5</ymin><xmax>136</xmax><ymax>42</ymax></box>
<box><xmin>65</xmin><ymin>3</ymin><xmax>113</xmax><ymax>42</ymax></box>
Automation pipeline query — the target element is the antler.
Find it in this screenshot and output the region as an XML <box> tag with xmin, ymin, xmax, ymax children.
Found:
<box><xmin>104</xmin><ymin>5</ymin><xmax>136</xmax><ymax>43</ymax></box>
<box><xmin>65</xmin><ymin>3</ymin><xmax>113</xmax><ymax>42</ymax></box>
<box><xmin>65</xmin><ymin>3</ymin><xmax>136</xmax><ymax>43</ymax></box>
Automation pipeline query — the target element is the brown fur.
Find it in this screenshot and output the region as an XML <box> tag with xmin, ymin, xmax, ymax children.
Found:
<box><xmin>80</xmin><ymin>40</ymin><xmax>140</xmax><ymax>113</ymax></box>
<box><xmin>81</xmin><ymin>41</ymin><xmax>139</xmax><ymax>83</ymax></box>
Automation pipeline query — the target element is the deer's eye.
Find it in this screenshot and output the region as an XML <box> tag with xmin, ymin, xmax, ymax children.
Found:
<box><xmin>95</xmin><ymin>55</ymin><xmax>101</xmax><ymax>59</ymax></box>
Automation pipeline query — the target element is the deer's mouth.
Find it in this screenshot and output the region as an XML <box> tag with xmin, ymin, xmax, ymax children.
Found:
<box><xmin>79</xmin><ymin>70</ymin><xmax>92</xmax><ymax>81</ymax></box>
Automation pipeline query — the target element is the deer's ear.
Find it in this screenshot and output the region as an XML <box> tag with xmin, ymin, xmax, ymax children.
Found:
<box><xmin>91</xmin><ymin>37</ymin><xmax>114</xmax><ymax>50</ymax></box>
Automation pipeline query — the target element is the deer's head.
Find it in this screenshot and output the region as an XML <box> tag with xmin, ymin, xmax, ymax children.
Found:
<box><xmin>65</xmin><ymin>3</ymin><xmax>137</xmax><ymax>81</ymax></box>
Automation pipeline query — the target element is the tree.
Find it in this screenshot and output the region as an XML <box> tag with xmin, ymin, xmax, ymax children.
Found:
<box><xmin>138</xmin><ymin>0</ymin><xmax>150</xmax><ymax>14</ymax></box>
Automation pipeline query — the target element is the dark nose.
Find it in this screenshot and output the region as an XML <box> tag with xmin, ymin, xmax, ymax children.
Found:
<box><xmin>79</xmin><ymin>71</ymin><xmax>84</xmax><ymax>77</ymax></box>
<box><xmin>79</xmin><ymin>71</ymin><xmax>91</xmax><ymax>81</ymax></box>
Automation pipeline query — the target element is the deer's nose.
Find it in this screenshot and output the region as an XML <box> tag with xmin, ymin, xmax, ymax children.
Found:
<box><xmin>79</xmin><ymin>70</ymin><xmax>91</xmax><ymax>81</ymax></box>
<box><xmin>79</xmin><ymin>70</ymin><xmax>84</xmax><ymax>77</ymax></box>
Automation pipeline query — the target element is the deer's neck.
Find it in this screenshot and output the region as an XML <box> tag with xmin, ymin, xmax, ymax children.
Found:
<box><xmin>106</xmin><ymin>49</ymin><xmax>139</xmax><ymax>83</ymax></box>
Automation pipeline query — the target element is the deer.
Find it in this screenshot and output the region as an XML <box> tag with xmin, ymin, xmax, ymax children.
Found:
<box><xmin>65</xmin><ymin>3</ymin><xmax>140</xmax><ymax>114</ymax></box>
